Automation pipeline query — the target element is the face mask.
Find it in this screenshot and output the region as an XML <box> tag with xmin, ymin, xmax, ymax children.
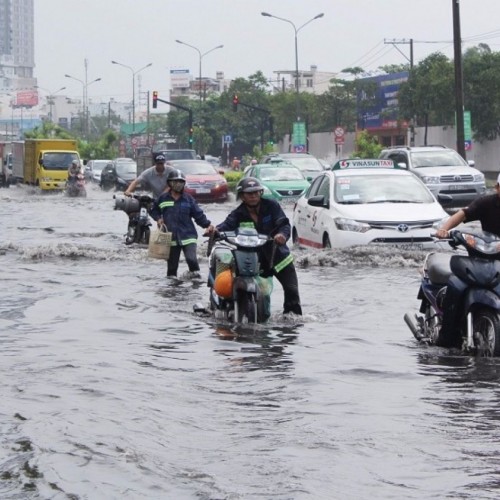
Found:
<box><xmin>170</xmin><ymin>180</ymin><xmax>185</xmax><ymax>193</ymax></box>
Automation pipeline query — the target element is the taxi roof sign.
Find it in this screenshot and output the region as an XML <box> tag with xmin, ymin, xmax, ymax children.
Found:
<box><xmin>332</xmin><ymin>158</ymin><xmax>397</xmax><ymax>170</ymax></box>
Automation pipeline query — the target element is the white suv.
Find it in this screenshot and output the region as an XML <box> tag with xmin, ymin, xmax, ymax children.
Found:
<box><xmin>379</xmin><ymin>145</ymin><xmax>486</xmax><ymax>207</ymax></box>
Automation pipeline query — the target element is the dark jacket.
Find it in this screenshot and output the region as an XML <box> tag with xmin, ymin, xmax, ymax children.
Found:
<box><xmin>216</xmin><ymin>198</ymin><xmax>293</xmax><ymax>275</ymax></box>
<box><xmin>151</xmin><ymin>191</ymin><xmax>211</xmax><ymax>246</ymax></box>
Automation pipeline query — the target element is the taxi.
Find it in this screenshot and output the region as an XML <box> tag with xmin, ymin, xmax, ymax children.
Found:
<box><xmin>292</xmin><ymin>158</ymin><xmax>449</xmax><ymax>250</ymax></box>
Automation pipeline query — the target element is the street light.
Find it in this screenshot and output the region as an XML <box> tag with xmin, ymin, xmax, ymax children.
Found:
<box><xmin>35</xmin><ymin>85</ymin><xmax>66</xmax><ymax>122</ymax></box>
<box><xmin>261</xmin><ymin>11</ymin><xmax>324</xmax><ymax>121</ymax></box>
<box><xmin>111</xmin><ymin>60</ymin><xmax>152</xmax><ymax>133</ymax></box>
<box><xmin>175</xmin><ymin>40</ymin><xmax>223</xmax><ymax>104</ymax></box>
<box><xmin>65</xmin><ymin>74</ymin><xmax>102</xmax><ymax>137</ymax></box>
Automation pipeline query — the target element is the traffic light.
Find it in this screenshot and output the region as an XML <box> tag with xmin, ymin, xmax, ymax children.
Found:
<box><xmin>152</xmin><ymin>91</ymin><xmax>158</xmax><ymax>109</ymax></box>
<box><xmin>232</xmin><ymin>94</ymin><xmax>239</xmax><ymax>112</ymax></box>
<box><xmin>188</xmin><ymin>127</ymin><xmax>194</xmax><ymax>145</ymax></box>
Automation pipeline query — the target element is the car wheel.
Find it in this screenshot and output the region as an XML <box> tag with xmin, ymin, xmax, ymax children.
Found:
<box><xmin>323</xmin><ymin>233</ymin><xmax>331</xmax><ymax>249</ymax></box>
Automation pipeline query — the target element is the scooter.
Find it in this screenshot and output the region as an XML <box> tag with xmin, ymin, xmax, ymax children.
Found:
<box><xmin>404</xmin><ymin>229</ymin><xmax>500</xmax><ymax>356</ymax></box>
<box><xmin>194</xmin><ymin>227</ymin><xmax>274</xmax><ymax>324</ymax></box>
<box><xmin>114</xmin><ymin>194</ymin><xmax>154</xmax><ymax>245</ymax></box>
<box><xmin>65</xmin><ymin>173</ymin><xmax>87</xmax><ymax>197</ymax></box>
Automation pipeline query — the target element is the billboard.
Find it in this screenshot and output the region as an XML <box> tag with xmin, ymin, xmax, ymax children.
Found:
<box><xmin>356</xmin><ymin>72</ymin><xmax>408</xmax><ymax>130</ymax></box>
<box><xmin>14</xmin><ymin>90</ymin><xmax>39</xmax><ymax>108</ymax></box>
<box><xmin>170</xmin><ymin>69</ymin><xmax>190</xmax><ymax>89</ymax></box>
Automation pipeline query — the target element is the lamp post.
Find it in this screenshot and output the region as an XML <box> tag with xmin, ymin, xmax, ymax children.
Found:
<box><xmin>261</xmin><ymin>11</ymin><xmax>324</xmax><ymax>121</ymax></box>
<box><xmin>35</xmin><ymin>85</ymin><xmax>66</xmax><ymax>122</ymax></box>
<box><xmin>111</xmin><ymin>61</ymin><xmax>152</xmax><ymax>133</ymax></box>
<box><xmin>65</xmin><ymin>74</ymin><xmax>102</xmax><ymax>137</ymax></box>
<box><xmin>175</xmin><ymin>40</ymin><xmax>223</xmax><ymax>104</ymax></box>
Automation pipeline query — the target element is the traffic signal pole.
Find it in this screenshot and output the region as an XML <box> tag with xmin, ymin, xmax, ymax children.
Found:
<box><xmin>152</xmin><ymin>92</ymin><xmax>193</xmax><ymax>147</ymax></box>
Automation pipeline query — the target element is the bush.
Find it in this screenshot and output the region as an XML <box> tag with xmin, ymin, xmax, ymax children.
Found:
<box><xmin>224</xmin><ymin>171</ymin><xmax>244</xmax><ymax>192</ymax></box>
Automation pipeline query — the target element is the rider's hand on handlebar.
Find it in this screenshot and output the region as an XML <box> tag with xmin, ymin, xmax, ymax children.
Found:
<box><xmin>203</xmin><ymin>225</ymin><xmax>217</xmax><ymax>237</ymax></box>
<box><xmin>435</xmin><ymin>229</ymin><xmax>450</xmax><ymax>239</ymax></box>
<box><xmin>274</xmin><ymin>233</ymin><xmax>286</xmax><ymax>245</ymax></box>
<box><xmin>124</xmin><ymin>191</ymin><xmax>132</xmax><ymax>197</ymax></box>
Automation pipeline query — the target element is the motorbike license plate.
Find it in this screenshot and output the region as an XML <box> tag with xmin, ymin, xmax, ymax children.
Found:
<box><xmin>196</xmin><ymin>188</ymin><xmax>211</xmax><ymax>194</ymax></box>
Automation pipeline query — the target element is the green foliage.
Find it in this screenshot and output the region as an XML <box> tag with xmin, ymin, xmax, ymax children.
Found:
<box><xmin>79</xmin><ymin>130</ymin><xmax>119</xmax><ymax>160</ymax></box>
<box><xmin>224</xmin><ymin>170</ymin><xmax>243</xmax><ymax>191</ymax></box>
<box><xmin>23</xmin><ymin>121</ymin><xmax>75</xmax><ymax>140</ymax></box>
<box><xmin>352</xmin><ymin>130</ymin><xmax>382</xmax><ymax>158</ymax></box>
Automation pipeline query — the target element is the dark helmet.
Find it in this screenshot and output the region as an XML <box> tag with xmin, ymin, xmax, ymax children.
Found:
<box><xmin>154</xmin><ymin>153</ymin><xmax>166</xmax><ymax>163</ymax></box>
<box><xmin>236</xmin><ymin>177</ymin><xmax>263</xmax><ymax>195</ymax></box>
<box><xmin>167</xmin><ymin>169</ymin><xmax>186</xmax><ymax>182</ymax></box>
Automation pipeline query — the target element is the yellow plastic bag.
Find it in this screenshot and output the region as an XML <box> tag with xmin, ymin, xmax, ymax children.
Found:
<box><xmin>148</xmin><ymin>225</ymin><xmax>172</xmax><ymax>260</ymax></box>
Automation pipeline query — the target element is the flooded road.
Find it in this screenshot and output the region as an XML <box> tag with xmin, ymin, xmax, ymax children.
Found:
<box><xmin>1</xmin><ymin>184</ymin><xmax>500</xmax><ymax>499</ymax></box>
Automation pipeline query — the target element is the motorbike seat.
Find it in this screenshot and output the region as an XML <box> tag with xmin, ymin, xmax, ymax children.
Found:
<box><xmin>427</xmin><ymin>253</ymin><xmax>452</xmax><ymax>285</ymax></box>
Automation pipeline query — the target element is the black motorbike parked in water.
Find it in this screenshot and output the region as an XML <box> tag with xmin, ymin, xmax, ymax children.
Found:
<box><xmin>405</xmin><ymin>230</ymin><xmax>500</xmax><ymax>356</ymax></box>
<box><xmin>194</xmin><ymin>227</ymin><xmax>274</xmax><ymax>324</ymax></box>
<box><xmin>114</xmin><ymin>194</ymin><xmax>154</xmax><ymax>245</ymax></box>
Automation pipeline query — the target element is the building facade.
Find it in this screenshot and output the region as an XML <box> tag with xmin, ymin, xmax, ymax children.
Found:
<box><xmin>0</xmin><ymin>0</ymin><xmax>36</xmax><ymax>91</ymax></box>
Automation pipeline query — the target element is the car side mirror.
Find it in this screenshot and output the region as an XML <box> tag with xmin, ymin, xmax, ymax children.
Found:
<box><xmin>308</xmin><ymin>195</ymin><xmax>329</xmax><ymax>208</ymax></box>
<box><xmin>306</xmin><ymin>176</ymin><xmax>313</xmax><ymax>182</ymax></box>
<box><xmin>397</xmin><ymin>162</ymin><xmax>408</xmax><ymax>169</ymax></box>
<box><xmin>467</xmin><ymin>160</ymin><xmax>475</xmax><ymax>167</ymax></box>
<box><xmin>437</xmin><ymin>193</ymin><xmax>454</xmax><ymax>206</ymax></box>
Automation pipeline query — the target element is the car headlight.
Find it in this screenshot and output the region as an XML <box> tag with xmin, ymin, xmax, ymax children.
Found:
<box><xmin>421</xmin><ymin>176</ymin><xmax>440</xmax><ymax>184</ymax></box>
<box><xmin>473</xmin><ymin>173</ymin><xmax>485</xmax><ymax>182</ymax></box>
<box><xmin>334</xmin><ymin>217</ymin><xmax>371</xmax><ymax>233</ymax></box>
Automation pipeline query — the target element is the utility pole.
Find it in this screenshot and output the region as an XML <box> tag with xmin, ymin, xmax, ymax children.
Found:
<box><xmin>452</xmin><ymin>0</ymin><xmax>466</xmax><ymax>159</ymax></box>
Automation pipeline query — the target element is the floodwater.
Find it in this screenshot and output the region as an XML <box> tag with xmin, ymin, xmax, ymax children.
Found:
<box><xmin>1</xmin><ymin>184</ymin><xmax>500</xmax><ymax>500</ymax></box>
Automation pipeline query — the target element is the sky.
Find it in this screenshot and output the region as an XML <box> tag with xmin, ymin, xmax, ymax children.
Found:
<box><xmin>34</xmin><ymin>0</ymin><xmax>500</xmax><ymax>109</ymax></box>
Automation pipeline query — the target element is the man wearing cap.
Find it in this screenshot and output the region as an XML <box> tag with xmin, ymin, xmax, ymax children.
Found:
<box><xmin>124</xmin><ymin>153</ymin><xmax>173</xmax><ymax>199</ymax></box>
<box><xmin>436</xmin><ymin>173</ymin><xmax>500</xmax><ymax>239</ymax></box>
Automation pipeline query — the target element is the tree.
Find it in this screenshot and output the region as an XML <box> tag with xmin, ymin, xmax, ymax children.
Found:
<box><xmin>352</xmin><ymin>130</ymin><xmax>382</xmax><ymax>158</ymax></box>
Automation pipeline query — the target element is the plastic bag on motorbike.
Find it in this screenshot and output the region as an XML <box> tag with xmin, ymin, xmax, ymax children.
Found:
<box><xmin>148</xmin><ymin>225</ymin><xmax>172</xmax><ymax>260</ymax></box>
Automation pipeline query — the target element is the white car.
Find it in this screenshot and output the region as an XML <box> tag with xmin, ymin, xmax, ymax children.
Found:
<box><xmin>292</xmin><ymin>159</ymin><xmax>449</xmax><ymax>250</ymax></box>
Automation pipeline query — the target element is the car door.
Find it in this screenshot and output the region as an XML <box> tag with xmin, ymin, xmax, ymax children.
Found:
<box><xmin>310</xmin><ymin>174</ymin><xmax>332</xmax><ymax>246</ymax></box>
<box><xmin>294</xmin><ymin>173</ymin><xmax>324</xmax><ymax>245</ymax></box>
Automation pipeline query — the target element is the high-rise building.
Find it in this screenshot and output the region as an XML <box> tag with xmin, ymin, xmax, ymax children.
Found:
<box><xmin>0</xmin><ymin>0</ymin><xmax>36</xmax><ymax>91</ymax></box>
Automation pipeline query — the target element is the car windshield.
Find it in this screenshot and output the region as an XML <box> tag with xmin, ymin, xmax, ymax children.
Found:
<box><xmin>42</xmin><ymin>152</ymin><xmax>79</xmax><ymax>170</ymax></box>
<box><xmin>284</xmin><ymin>156</ymin><xmax>323</xmax><ymax>171</ymax></box>
<box><xmin>115</xmin><ymin>162</ymin><xmax>137</xmax><ymax>175</ymax></box>
<box><xmin>173</xmin><ymin>161</ymin><xmax>218</xmax><ymax>175</ymax></box>
<box><xmin>410</xmin><ymin>150</ymin><xmax>467</xmax><ymax>168</ymax></box>
<box><xmin>335</xmin><ymin>174</ymin><xmax>435</xmax><ymax>204</ymax></box>
<box><xmin>260</xmin><ymin>167</ymin><xmax>304</xmax><ymax>181</ymax></box>
<box><xmin>92</xmin><ymin>161</ymin><xmax>109</xmax><ymax>172</ymax></box>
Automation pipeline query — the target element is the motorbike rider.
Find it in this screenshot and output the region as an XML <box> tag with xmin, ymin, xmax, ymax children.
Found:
<box><xmin>207</xmin><ymin>177</ymin><xmax>302</xmax><ymax>316</ymax></box>
<box><xmin>434</xmin><ymin>174</ymin><xmax>500</xmax><ymax>346</ymax></box>
<box><xmin>150</xmin><ymin>169</ymin><xmax>214</xmax><ymax>278</ymax></box>
<box><xmin>67</xmin><ymin>160</ymin><xmax>81</xmax><ymax>184</ymax></box>
<box><xmin>124</xmin><ymin>153</ymin><xmax>174</xmax><ymax>199</ymax></box>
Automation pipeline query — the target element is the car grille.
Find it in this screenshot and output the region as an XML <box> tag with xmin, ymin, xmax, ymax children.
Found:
<box><xmin>440</xmin><ymin>174</ymin><xmax>474</xmax><ymax>183</ymax></box>
<box><xmin>276</xmin><ymin>189</ymin><xmax>305</xmax><ymax>196</ymax></box>
<box><xmin>367</xmin><ymin>221</ymin><xmax>435</xmax><ymax>230</ymax></box>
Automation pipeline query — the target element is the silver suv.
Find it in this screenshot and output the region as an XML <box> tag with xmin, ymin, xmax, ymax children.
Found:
<box><xmin>379</xmin><ymin>145</ymin><xmax>486</xmax><ymax>207</ymax></box>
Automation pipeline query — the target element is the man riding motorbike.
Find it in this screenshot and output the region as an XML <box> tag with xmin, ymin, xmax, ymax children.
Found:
<box><xmin>208</xmin><ymin>177</ymin><xmax>302</xmax><ymax>316</ymax></box>
<box><xmin>124</xmin><ymin>153</ymin><xmax>173</xmax><ymax>199</ymax></box>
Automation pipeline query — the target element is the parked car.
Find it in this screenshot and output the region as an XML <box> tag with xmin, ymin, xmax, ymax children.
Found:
<box><xmin>379</xmin><ymin>145</ymin><xmax>486</xmax><ymax>208</ymax></box>
<box><xmin>243</xmin><ymin>163</ymin><xmax>310</xmax><ymax>203</ymax></box>
<box><xmin>169</xmin><ymin>159</ymin><xmax>228</xmax><ymax>202</ymax></box>
<box><xmin>263</xmin><ymin>152</ymin><xmax>325</xmax><ymax>180</ymax></box>
<box><xmin>292</xmin><ymin>158</ymin><xmax>449</xmax><ymax>250</ymax></box>
<box><xmin>112</xmin><ymin>158</ymin><xmax>137</xmax><ymax>191</ymax></box>
<box><xmin>84</xmin><ymin>159</ymin><xmax>112</xmax><ymax>183</ymax></box>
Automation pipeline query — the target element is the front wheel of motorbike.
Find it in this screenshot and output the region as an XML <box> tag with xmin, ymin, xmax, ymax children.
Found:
<box><xmin>473</xmin><ymin>308</ymin><xmax>500</xmax><ymax>357</ymax></box>
<box><xmin>125</xmin><ymin>225</ymin><xmax>136</xmax><ymax>245</ymax></box>
<box><xmin>235</xmin><ymin>292</ymin><xmax>257</xmax><ymax>324</ymax></box>
<box><xmin>142</xmin><ymin>227</ymin><xmax>151</xmax><ymax>245</ymax></box>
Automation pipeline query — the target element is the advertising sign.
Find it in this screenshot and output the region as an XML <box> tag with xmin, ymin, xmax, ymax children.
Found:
<box><xmin>356</xmin><ymin>71</ymin><xmax>409</xmax><ymax>130</ymax></box>
<box><xmin>334</xmin><ymin>126</ymin><xmax>345</xmax><ymax>144</ymax></box>
<box><xmin>14</xmin><ymin>90</ymin><xmax>39</xmax><ymax>108</ymax></box>
<box><xmin>292</xmin><ymin>121</ymin><xmax>307</xmax><ymax>153</ymax></box>
<box><xmin>170</xmin><ymin>69</ymin><xmax>191</xmax><ymax>89</ymax></box>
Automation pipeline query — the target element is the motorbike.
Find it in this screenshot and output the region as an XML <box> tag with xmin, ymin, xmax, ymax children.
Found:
<box><xmin>194</xmin><ymin>227</ymin><xmax>274</xmax><ymax>324</ymax></box>
<box><xmin>65</xmin><ymin>173</ymin><xmax>87</xmax><ymax>197</ymax></box>
<box><xmin>114</xmin><ymin>194</ymin><xmax>154</xmax><ymax>245</ymax></box>
<box><xmin>404</xmin><ymin>229</ymin><xmax>500</xmax><ymax>356</ymax></box>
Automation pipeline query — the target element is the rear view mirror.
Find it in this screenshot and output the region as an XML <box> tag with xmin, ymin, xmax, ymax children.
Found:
<box><xmin>467</xmin><ymin>160</ymin><xmax>475</xmax><ymax>167</ymax></box>
<box><xmin>308</xmin><ymin>195</ymin><xmax>329</xmax><ymax>208</ymax></box>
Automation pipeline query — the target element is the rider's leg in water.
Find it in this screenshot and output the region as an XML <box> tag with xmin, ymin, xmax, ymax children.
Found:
<box><xmin>167</xmin><ymin>246</ymin><xmax>182</xmax><ymax>277</ymax></box>
<box><xmin>274</xmin><ymin>263</ymin><xmax>302</xmax><ymax>315</ymax></box>
<box><xmin>183</xmin><ymin>243</ymin><xmax>201</xmax><ymax>277</ymax></box>
<box><xmin>437</xmin><ymin>276</ymin><xmax>466</xmax><ymax>347</ymax></box>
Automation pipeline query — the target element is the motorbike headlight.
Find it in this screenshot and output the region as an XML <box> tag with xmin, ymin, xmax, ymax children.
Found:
<box><xmin>228</xmin><ymin>234</ymin><xmax>261</xmax><ymax>247</ymax></box>
<box><xmin>461</xmin><ymin>232</ymin><xmax>500</xmax><ymax>254</ymax></box>
<box><xmin>421</xmin><ymin>176</ymin><xmax>440</xmax><ymax>184</ymax></box>
<box><xmin>334</xmin><ymin>217</ymin><xmax>371</xmax><ymax>233</ymax></box>
<box><xmin>473</xmin><ymin>173</ymin><xmax>485</xmax><ymax>182</ymax></box>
